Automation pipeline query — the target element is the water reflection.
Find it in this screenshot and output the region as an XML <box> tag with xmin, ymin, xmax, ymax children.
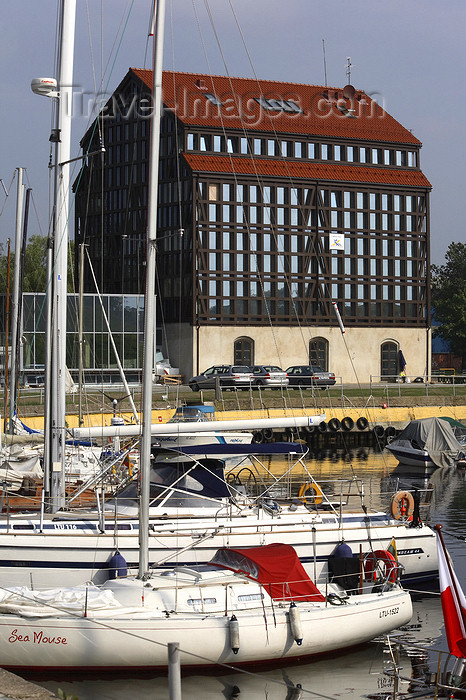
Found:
<box><xmin>37</xmin><ymin>447</ymin><xmax>466</xmax><ymax>700</ymax></box>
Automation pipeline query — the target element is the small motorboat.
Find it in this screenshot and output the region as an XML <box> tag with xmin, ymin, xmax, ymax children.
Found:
<box><xmin>386</xmin><ymin>417</ymin><xmax>466</xmax><ymax>468</ymax></box>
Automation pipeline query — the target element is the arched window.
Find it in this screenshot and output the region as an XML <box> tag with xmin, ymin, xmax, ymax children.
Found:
<box><xmin>381</xmin><ymin>341</ymin><xmax>398</xmax><ymax>380</ymax></box>
<box><xmin>309</xmin><ymin>338</ymin><xmax>329</xmax><ymax>370</ymax></box>
<box><xmin>234</xmin><ymin>337</ymin><xmax>254</xmax><ymax>366</ymax></box>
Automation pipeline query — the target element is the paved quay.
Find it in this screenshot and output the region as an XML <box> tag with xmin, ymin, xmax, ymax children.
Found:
<box><xmin>0</xmin><ymin>669</ymin><xmax>57</xmax><ymax>700</ymax></box>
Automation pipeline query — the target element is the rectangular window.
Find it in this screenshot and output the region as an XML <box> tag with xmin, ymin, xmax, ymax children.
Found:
<box><xmin>321</xmin><ymin>144</ymin><xmax>329</xmax><ymax>160</ymax></box>
<box><xmin>214</xmin><ymin>135</ymin><xmax>222</xmax><ymax>152</ymax></box>
<box><xmin>334</xmin><ymin>145</ymin><xmax>341</xmax><ymax>161</ymax></box>
<box><xmin>347</xmin><ymin>146</ymin><xmax>354</xmax><ymax>162</ymax></box>
<box><xmin>240</xmin><ymin>137</ymin><xmax>249</xmax><ymax>154</ymax></box>
<box><xmin>308</xmin><ymin>143</ymin><xmax>315</xmax><ymax>159</ymax></box>
<box><xmin>267</xmin><ymin>139</ymin><xmax>275</xmax><ymax>156</ymax></box>
<box><xmin>295</xmin><ymin>142</ymin><xmax>302</xmax><ymax>158</ymax></box>
<box><xmin>200</xmin><ymin>135</ymin><xmax>211</xmax><ymax>151</ymax></box>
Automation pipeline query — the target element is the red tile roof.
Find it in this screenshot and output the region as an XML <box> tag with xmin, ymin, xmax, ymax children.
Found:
<box><xmin>132</xmin><ymin>69</ymin><xmax>421</xmax><ymax>146</ymax></box>
<box><xmin>182</xmin><ymin>153</ymin><xmax>432</xmax><ymax>188</ymax></box>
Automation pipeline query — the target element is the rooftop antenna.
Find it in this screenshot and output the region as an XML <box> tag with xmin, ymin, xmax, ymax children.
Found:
<box><xmin>322</xmin><ymin>39</ymin><xmax>328</xmax><ymax>86</ymax></box>
<box><xmin>346</xmin><ymin>56</ymin><xmax>353</xmax><ymax>84</ymax></box>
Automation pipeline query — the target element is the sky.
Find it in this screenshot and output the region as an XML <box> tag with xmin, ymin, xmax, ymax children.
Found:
<box><xmin>1</xmin><ymin>0</ymin><xmax>465</xmax><ymax>266</ymax></box>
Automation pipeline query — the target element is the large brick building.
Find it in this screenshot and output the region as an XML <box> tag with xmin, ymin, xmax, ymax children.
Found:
<box><xmin>75</xmin><ymin>70</ymin><xmax>432</xmax><ymax>383</ymax></box>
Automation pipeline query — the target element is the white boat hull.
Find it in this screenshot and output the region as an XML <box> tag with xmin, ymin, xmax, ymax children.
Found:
<box><xmin>386</xmin><ymin>442</ymin><xmax>435</xmax><ymax>468</ymax></box>
<box><xmin>155</xmin><ymin>431</ymin><xmax>253</xmax><ymax>465</ymax></box>
<box><xmin>0</xmin><ymin>510</ymin><xmax>437</xmax><ymax>588</ymax></box>
<box><xmin>0</xmin><ymin>586</ymin><xmax>412</xmax><ymax>670</ymax></box>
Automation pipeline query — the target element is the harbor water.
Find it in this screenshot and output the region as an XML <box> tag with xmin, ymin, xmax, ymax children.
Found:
<box><xmin>33</xmin><ymin>447</ymin><xmax>466</xmax><ymax>699</ymax></box>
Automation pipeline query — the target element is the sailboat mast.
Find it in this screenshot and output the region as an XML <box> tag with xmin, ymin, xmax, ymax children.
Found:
<box><xmin>50</xmin><ymin>0</ymin><xmax>76</xmax><ymax>510</ymax></box>
<box><xmin>8</xmin><ymin>168</ymin><xmax>24</xmax><ymax>434</ymax></box>
<box><xmin>139</xmin><ymin>0</ymin><xmax>166</xmax><ymax>577</ymax></box>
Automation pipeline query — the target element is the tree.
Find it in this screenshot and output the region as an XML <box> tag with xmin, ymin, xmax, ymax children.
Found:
<box><xmin>431</xmin><ymin>242</ymin><xmax>466</xmax><ymax>358</ymax></box>
<box><xmin>0</xmin><ymin>236</ymin><xmax>75</xmax><ymax>293</ymax></box>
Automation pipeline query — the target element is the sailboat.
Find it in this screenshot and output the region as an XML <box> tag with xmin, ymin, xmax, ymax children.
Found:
<box><xmin>0</xmin><ymin>0</ymin><xmax>439</xmax><ymax>594</ymax></box>
<box><xmin>0</xmin><ymin>1</ymin><xmax>416</xmax><ymax>673</ymax></box>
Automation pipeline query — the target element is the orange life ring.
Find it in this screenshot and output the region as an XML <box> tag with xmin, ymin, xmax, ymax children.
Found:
<box><xmin>391</xmin><ymin>490</ymin><xmax>415</xmax><ymax>520</ymax></box>
<box><xmin>298</xmin><ymin>482</ymin><xmax>323</xmax><ymax>505</ymax></box>
<box><xmin>364</xmin><ymin>549</ymin><xmax>398</xmax><ymax>584</ymax></box>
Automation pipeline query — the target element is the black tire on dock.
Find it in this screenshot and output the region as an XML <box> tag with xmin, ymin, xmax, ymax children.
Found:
<box><xmin>263</xmin><ymin>428</ymin><xmax>274</xmax><ymax>441</ymax></box>
<box><xmin>385</xmin><ymin>425</ymin><xmax>396</xmax><ymax>438</ymax></box>
<box><xmin>252</xmin><ymin>430</ymin><xmax>264</xmax><ymax>443</ymax></box>
<box><xmin>356</xmin><ymin>416</ymin><xmax>369</xmax><ymax>431</ymax></box>
<box><xmin>341</xmin><ymin>416</ymin><xmax>354</xmax><ymax>432</ymax></box>
<box><xmin>373</xmin><ymin>425</ymin><xmax>385</xmax><ymax>438</ymax></box>
<box><xmin>318</xmin><ymin>421</ymin><xmax>328</xmax><ymax>433</ymax></box>
<box><xmin>328</xmin><ymin>418</ymin><xmax>341</xmax><ymax>432</ymax></box>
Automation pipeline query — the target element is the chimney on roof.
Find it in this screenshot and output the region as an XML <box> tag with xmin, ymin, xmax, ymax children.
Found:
<box><xmin>195</xmin><ymin>79</ymin><xmax>207</xmax><ymax>90</ymax></box>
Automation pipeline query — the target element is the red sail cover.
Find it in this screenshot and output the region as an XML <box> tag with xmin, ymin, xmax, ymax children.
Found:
<box><xmin>211</xmin><ymin>543</ymin><xmax>325</xmax><ymax>602</ymax></box>
<box><xmin>437</xmin><ymin>533</ymin><xmax>466</xmax><ymax>658</ymax></box>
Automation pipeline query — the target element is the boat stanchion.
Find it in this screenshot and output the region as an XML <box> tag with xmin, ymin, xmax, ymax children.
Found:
<box><xmin>229</xmin><ymin>614</ymin><xmax>240</xmax><ymax>654</ymax></box>
<box><xmin>289</xmin><ymin>602</ymin><xmax>303</xmax><ymax>645</ymax></box>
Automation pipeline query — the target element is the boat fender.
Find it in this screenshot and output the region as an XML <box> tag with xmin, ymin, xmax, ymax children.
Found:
<box><xmin>373</xmin><ymin>425</ymin><xmax>385</xmax><ymax>438</ymax></box>
<box><xmin>318</xmin><ymin>421</ymin><xmax>328</xmax><ymax>433</ymax></box>
<box><xmin>341</xmin><ymin>417</ymin><xmax>354</xmax><ymax>432</ymax></box>
<box><xmin>108</xmin><ymin>550</ymin><xmax>128</xmax><ymax>580</ymax></box>
<box><xmin>328</xmin><ymin>418</ymin><xmax>341</xmax><ymax>432</ymax></box>
<box><xmin>332</xmin><ymin>541</ymin><xmax>353</xmax><ymax>558</ymax></box>
<box><xmin>289</xmin><ymin>602</ymin><xmax>303</xmax><ymax>645</ymax></box>
<box><xmin>298</xmin><ymin>482</ymin><xmax>323</xmax><ymax>505</ymax></box>
<box><xmin>364</xmin><ymin>549</ymin><xmax>398</xmax><ymax>584</ymax></box>
<box><xmin>356</xmin><ymin>416</ymin><xmax>369</xmax><ymax>431</ymax></box>
<box><xmin>385</xmin><ymin>425</ymin><xmax>396</xmax><ymax>438</ymax></box>
<box><xmin>262</xmin><ymin>428</ymin><xmax>274</xmax><ymax>441</ymax></box>
<box><xmin>229</xmin><ymin>614</ymin><xmax>240</xmax><ymax>654</ymax></box>
<box><xmin>391</xmin><ymin>491</ymin><xmax>415</xmax><ymax>520</ymax></box>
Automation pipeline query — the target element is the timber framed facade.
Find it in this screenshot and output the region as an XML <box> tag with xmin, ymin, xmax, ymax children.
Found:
<box><xmin>75</xmin><ymin>70</ymin><xmax>432</xmax><ymax>383</ymax></box>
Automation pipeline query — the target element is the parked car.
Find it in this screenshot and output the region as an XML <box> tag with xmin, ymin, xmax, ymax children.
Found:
<box><xmin>250</xmin><ymin>365</ymin><xmax>289</xmax><ymax>388</ymax></box>
<box><xmin>188</xmin><ymin>365</ymin><xmax>254</xmax><ymax>391</ymax></box>
<box><xmin>286</xmin><ymin>365</ymin><xmax>336</xmax><ymax>388</ymax></box>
